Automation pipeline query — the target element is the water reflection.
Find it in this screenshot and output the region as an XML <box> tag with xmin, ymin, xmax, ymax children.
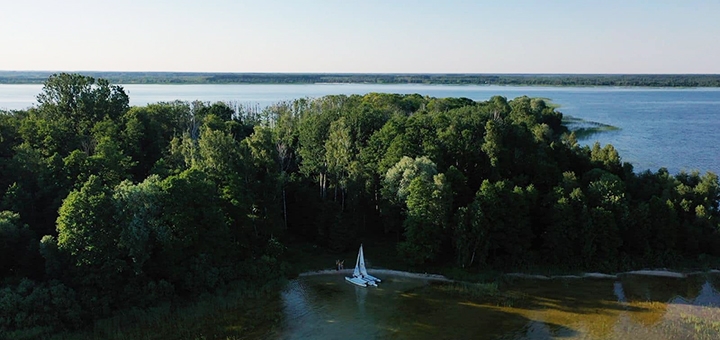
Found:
<box><xmin>671</xmin><ymin>280</ymin><xmax>720</xmax><ymax>307</ymax></box>
<box><xmin>613</xmin><ymin>281</ymin><xmax>627</xmax><ymax>303</ymax></box>
<box><xmin>277</xmin><ymin>272</ymin><xmax>720</xmax><ymax>339</ymax></box>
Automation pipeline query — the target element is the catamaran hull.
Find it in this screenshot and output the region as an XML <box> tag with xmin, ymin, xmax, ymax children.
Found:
<box><xmin>363</xmin><ymin>275</ymin><xmax>382</xmax><ymax>283</ymax></box>
<box><xmin>363</xmin><ymin>278</ymin><xmax>378</xmax><ymax>286</ymax></box>
<box><xmin>345</xmin><ymin>277</ymin><xmax>367</xmax><ymax>287</ymax></box>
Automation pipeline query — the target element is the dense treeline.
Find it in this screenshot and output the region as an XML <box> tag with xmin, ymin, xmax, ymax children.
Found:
<box><xmin>3</xmin><ymin>71</ymin><xmax>720</xmax><ymax>87</ymax></box>
<box><xmin>1</xmin><ymin>73</ymin><xmax>719</xmax><ymax>337</ymax></box>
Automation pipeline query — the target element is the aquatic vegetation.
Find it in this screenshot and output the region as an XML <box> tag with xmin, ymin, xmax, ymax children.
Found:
<box><xmin>563</xmin><ymin>115</ymin><xmax>620</xmax><ymax>139</ymax></box>
<box><xmin>431</xmin><ymin>281</ymin><xmax>500</xmax><ymax>300</ymax></box>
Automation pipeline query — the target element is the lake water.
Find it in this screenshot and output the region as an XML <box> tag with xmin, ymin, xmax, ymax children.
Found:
<box><xmin>276</xmin><ymin>273</ymin><xmax>720</xmax><ymax>340</ymax></box>
<box><xmin>1</xmin><ymin>84</ymin><xmax>718</xmax><ymax>175</ymax></box>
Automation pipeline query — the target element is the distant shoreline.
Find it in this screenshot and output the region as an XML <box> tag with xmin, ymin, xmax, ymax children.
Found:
<box><xmin>2</xmin><ymin>71</ymin><xmax>720</xmax><ymax>87</ymax></box>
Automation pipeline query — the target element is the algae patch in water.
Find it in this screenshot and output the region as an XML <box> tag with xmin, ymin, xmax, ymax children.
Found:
<box><xmin>563</xmin><ymin>115</ymin><xmax>620</xmax><ymax>140</ymax></box>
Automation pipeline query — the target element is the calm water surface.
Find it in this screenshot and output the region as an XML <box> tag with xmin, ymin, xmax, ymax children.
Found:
<box><xmin>276</xmin><ymin>273</ymin><xmax>720</xmax><ymax>340</ymax></box>
<box><xmin>1</xmin><ymin>84</ymin><xmax>718</xmax><ymax>174</ymax></box>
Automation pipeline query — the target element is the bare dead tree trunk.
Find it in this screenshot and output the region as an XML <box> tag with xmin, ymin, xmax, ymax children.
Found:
<box><xmin>374</xmin><ymin>184</ymin><xmax>379</xmax><ymax>212</ymax></box>
<box><xmin>276</xmin><ymin>142</ymin><xmax>291</xmax><ymax>229</ymax></box>
<box><xmin>322</xmin><ymin>172</ymin><xmax>327</xmax><ymax>199</ymax></box>
<box><xmin>80</xmin><ymin>137</ymin><xmax>97</xmax><ymax>155</ymax></box>
<box><xmin>189</xmin><ymin>101</ymin><xmax>202</xmax><ymax>141</ymax></box>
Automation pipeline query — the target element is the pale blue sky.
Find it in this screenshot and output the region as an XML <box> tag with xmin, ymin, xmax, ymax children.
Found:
<box><xmin>1</xmin><ymin>0</ymin><xmax>718</xmax><ymax>73</ymax></box>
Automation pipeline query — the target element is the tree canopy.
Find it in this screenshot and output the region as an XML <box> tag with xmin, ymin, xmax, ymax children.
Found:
<box><xmin>1</xmin><ymin>73</ymin><xmax>719</xmax><ymax>337</ymax></box>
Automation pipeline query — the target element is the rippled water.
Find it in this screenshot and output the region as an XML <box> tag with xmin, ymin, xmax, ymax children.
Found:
<box><xmin>276</xmin><ymin>273</ymin><xmax>720</xmax><ymax>340</ymax></box>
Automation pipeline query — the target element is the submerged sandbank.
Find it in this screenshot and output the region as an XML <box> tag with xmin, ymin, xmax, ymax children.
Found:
<box><xmin>297</xmin><ymin>268</ymin><xmax>719</xmax><ymax>282</ymax></box>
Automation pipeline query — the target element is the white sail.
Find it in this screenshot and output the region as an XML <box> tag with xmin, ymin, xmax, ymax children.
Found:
<box><xmin>359</xmin><ymin>245</ymin><xmax>369</xmax><ymax>277</ymax></box>
<box><xmin>353</xmin><ymin>245</ymin><xmax>362</xmax><ymax>278</ymax></box>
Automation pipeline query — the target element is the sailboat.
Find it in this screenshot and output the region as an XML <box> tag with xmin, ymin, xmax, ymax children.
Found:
<box><xmin>345</xmin><ymin>244</ymin><xmax>381</xmax><ymax>287</ymax></box>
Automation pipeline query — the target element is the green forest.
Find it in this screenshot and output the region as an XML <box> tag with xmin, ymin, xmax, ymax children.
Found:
<box><xmin>2</xmin><ymin>71</ymin><xmax>720</xmax><ymax>87</ymax></box>
<box><xmin>1</xmin><ymin>73</ymin><xmax>719</xmax><ymax>337</ymax></box>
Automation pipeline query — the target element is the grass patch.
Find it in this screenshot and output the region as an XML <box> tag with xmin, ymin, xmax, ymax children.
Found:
<box><xmin>433</xmin><ymin>281</ymin><xmax>500</xmax><ymax>300</ymax></box>
<box><xmin>536</xmin><ymin>97</ymin><xmax>561</xmax><ymax>109</ymax></box>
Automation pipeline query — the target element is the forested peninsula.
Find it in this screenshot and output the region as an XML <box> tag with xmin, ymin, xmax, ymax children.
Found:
<box><xmin>2</xmin><ymin>71</ymin><xmax>720</xmax><ymax>87</ymax></box>
<box><xmin>1</xmin><ymin>74</ymin><xmax>719</xmax><ymax>338</ymax></box>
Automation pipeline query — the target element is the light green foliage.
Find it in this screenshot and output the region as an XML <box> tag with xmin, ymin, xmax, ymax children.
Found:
<box><xmin>383</xmin><ymin>156</ymin><xmax>450</xmax><ymax>263</ymax></box>
<box><xmin>383</xmin><ymin>156</ymin><xmax>438</xmax><ymax>204</ymax></box>
<box><xmin>297</xmin><ymin>96</ymin><xmax>344</xmax><ymax>179</ymax></box>
<box><xmin>198</xmin><ymin>127</ymin><xmax>242</xmax><ymax>176</ymax></box>
<box><xmin>242</xmin><ymin>126</ymin><xmax>284</xmax><ymax>233</ymax></box>
<box><xmin>56</xmin><ymin>175</ymin><xmax>118</xmax><ymax>268</ymax></box>
<box><xmin>120</xmin><ymin>103</ymin><xmax>192</xmax><ymax>180</ymax></box>
<box><xmin>488</xmin><ymin>96</ymin><xmax>511</xmax><ymax>118</ymax></box>
<box><xmin>508</xmin><ymin>96</ymin><xmax>539</xmax><ymax>126</ymax></box>
<box><xmin>17</xmin><ymin>113</ymin><xmax>75</xmax><ymax>158</ymax></box>
<box><xmin>585</xmin><ymin>169</ymin><xmax>627</xmax><ymax>211</ymax></box>
<box><xmin>113</xmin><ymin>177</ymin><xmax>163</xmax><ymax>274</ymax></box>
<box><xmin>296</xmin><ymin>98</ymin><xmax>341</xmax><ymax>198</ymax></box>
<box><xmin>325</xmin><ymin>118</ymin><xmax>352</xmax><ymax>186</ymax></box>
<box><xmin>404</xmin><ymin>112</ymin><xmax>441</xmax><ymax>162</ymax></box>
<box><xmin>590</xmin><ymin>142</ymin><xmax>622</xmax><ymax>174</ymax></box>
<box><xmin>245</xmin><ymin>126</ymin><xmax>277</xmax><ymax>173</ymax></box>
<box><xmin>89</xmin><ymin>137</ymin><xmax>135</xmax><ymax>185</ymax></box>
<box><xmin>400</xmin><ymin>173</ymin><xmax>451</xmax><ymax>264</ymax></box>
<box><xmin>36</xmin><ymin>73</ymin><xmax>129</xmax><ymax>154</ymax></box>
<box><xmin>365</xmin><ymin>115</ymin><xmax>407</xmax><ymax>176</ymax></box>
<box><xmin>481</xmin><ymin>119</ymin><xmax>504</xmax><ymax>168</ymax></box>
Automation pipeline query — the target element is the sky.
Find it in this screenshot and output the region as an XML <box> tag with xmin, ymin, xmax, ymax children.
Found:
<box><xmin>1</xmin><ymin>0</ymin><xmax>719</xmax><ymax>74</ymax></box>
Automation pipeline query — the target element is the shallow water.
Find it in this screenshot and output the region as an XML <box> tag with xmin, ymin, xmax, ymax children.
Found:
<box><xmin>275</xmin><ymin>273</ymin><xmax>720</xmax><ymax>340</ymax></box>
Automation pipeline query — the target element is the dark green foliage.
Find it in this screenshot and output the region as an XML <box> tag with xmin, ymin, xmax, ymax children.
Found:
<box><xmin>462</xmin><ymin>181</ymin><xmax>535</xmax><ymax>267</ymax></box>
<box><xmin>0</xmin><ymin>279</ymin><xmax>82</xmax><ymax>338</ymax></box>
<box><xmin>6</xmin><ymin>71</ymin><xmax>720</xmax><ymax>87</ymax></box>
<box><xmin>1</xmin><ymin>73</ymin><xmax>720</xmax><ymax>337</ymax></box>
<box><xmin>0</xmin><ymin>211</ymin><xmax>37</xmax><ymax>278</ymax></box>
